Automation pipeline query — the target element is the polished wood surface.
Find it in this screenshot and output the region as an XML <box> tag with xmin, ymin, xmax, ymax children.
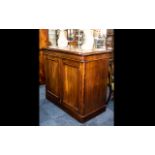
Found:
<box><xmin>62</xmin><ymin>59</ymin><xmax>81</xmax><ymax>112</ymax></box>
<box><xmin>45</xmin><ymin>56</ymin><xmax>60</xmax><ymax>102</ymax></box>
<box><xmin>39</xmin><ymin>29</ymin><xmax>48</xmax><ymax>84</ymax></box>
<box><xmin>39</xmin><ymin>29</ymin><xmax>48</xmax><ymax>49</ymax></box>
<box><xmin>44</xmin><ymin>47</ymin><xmax>112</xmax><ymax>122</ymax></box>
<box><xmin>84</xmin><ymin>59</ymin><xmax>108</xmax><ymax>114</ymax></box>
<box><xmin>45</xmin><ymin>46</ymin><xmax>112</xmax><ymax>55</ymax></box>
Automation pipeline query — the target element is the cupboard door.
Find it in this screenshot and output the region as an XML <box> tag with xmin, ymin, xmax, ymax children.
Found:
<box><xmin>45</xmin><ymin>55</ymin><xmax>60</xmax><ymax>102</ymax></box>
<box><xmin>61</xmin><ymin>59</ymin><xmax>81</xmax><ymax>112</ymax></box>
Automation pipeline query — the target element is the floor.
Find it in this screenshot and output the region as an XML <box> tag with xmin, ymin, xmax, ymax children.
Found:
<box><xmin>39</xmin><ymin>85</ymin><xmax>114</xmax><ymax>126</ymax></box>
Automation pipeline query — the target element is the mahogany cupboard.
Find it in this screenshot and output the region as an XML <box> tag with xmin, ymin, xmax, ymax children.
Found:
<box><xmin>43</xmin><ymin>47</ymin><xmax>112</xmax><ymax>122</ymax></box>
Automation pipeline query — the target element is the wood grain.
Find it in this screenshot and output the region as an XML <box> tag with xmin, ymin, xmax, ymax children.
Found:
<box><xmin>39</xmin><ymin>29</ymin><xmax>48</xmax><ymax>84</ymax></box>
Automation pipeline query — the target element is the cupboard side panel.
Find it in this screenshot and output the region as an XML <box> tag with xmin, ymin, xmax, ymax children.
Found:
<box><xmin>84</xmin><ymin>59</ymin><xmax>108</xmax><ymax>114</ymax></box>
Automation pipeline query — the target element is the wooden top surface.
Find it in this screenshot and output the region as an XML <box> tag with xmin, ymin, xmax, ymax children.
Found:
<box><xmin>43</xmin><ymin>46</ymin><xmax>113</xmax><ymax>56</ymax></box>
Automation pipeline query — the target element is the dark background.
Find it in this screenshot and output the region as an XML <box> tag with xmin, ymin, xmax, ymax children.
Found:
<box><xmin>0</xmin><ymin>30</ymin><xmax>39</xmax><ymax>126</ymax></box>
<box><xmin>0</xmin><ymin>29</ymin><xmax>155</xmax><ymax>126</ymax></box>
<box><xmin>114</xmin><ymin>29</ymin><xmax>155</xmax><ymax>125</ymax></box>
